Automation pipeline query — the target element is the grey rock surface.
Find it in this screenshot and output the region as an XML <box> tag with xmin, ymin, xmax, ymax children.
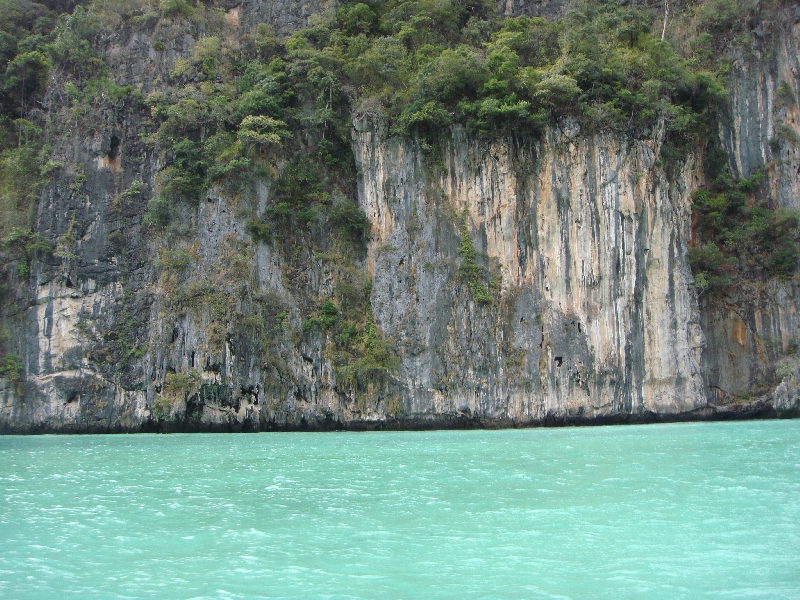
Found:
<box><xmin>1</xmin><ymin>3</ymin><xmax>800</xmax><ymax>432</ymax></box>
<box><xmin>701</xmin><ymin>13</ymin><xmax>800</xmax><ymax>405</ymax></box>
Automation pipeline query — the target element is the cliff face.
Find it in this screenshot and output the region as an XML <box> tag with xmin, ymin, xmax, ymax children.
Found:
<box><xmin>701</xmin><ymin>12</ymin><xmax>800</xmax><ymax>407</ymax></box>
<box><xmin>1</xmin><ymin>2</ymin><xmax>799</xmax><ymax>432</ymax></box>
<box><xmin>355</xmin><ymin>121</ymin><xmax>706</xmax><ymax>422</ymax></box>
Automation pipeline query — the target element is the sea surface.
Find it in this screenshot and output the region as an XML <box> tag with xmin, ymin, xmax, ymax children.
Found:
<box><xmin>1</xmin><ymin>420</ymin><xmax>799</xmax><ymax>599</ymax></box>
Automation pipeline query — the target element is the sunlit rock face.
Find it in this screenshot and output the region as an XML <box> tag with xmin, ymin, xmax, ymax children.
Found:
<box><xmin>355</xmin><ymin>118</ymin><xmax>707</xmax><ymax>424</ymax></box>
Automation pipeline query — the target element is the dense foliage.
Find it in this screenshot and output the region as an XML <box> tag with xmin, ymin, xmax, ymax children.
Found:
<box><xmin>689</xmin><ymin>171</ymin><xmax>800</xmax><ymax>297</ymax></box>
<box><xmin>274</xmin><ymin>0</ymin><xmax>731</xmax><ymax>152</ymax></box>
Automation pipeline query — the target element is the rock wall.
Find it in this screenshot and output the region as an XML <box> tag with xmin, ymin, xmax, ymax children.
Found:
<box><xmin>355</xmin><ymin>120</ymin><xmax>707</xmax><ymax>423</ymax></box>
<box><xmin>1</xmin><ymin>3</ymin><xmax>799</xmax><ymax>432</ymax></box>
<box><xmin>4</xmin><ymin>117</ymin><xmax>723</xmax><ymax>432</ymax></box>
<box><xmin>701</xmin><ymin>11</ymin><xmax>800</xmax><ymax>403</ymax></box>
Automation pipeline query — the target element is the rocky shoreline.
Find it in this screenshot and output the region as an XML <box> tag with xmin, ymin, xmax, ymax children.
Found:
<box><xmin>3</xmin><ymin>391</ymin><xmax>797</xmax><ymax>434</ymax></box>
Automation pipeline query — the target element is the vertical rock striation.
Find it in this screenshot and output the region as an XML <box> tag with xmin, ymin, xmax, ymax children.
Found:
<box><xmin>355</xmin><ymin>119</ymin><xmax>707</xmax><ymax>424</ymax></box>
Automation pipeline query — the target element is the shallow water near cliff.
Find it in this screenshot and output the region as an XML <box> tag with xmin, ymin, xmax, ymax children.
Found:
<box><xmin>1</xmin><ymin>421</ymin><xmax>799</xmax><ymax>599</ymax></box>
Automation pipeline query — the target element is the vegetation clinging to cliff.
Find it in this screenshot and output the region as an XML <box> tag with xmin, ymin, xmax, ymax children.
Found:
<box><xmin>281</xmin><ymin>0</ymin><xmax>729</xmax><ymax>151</ymax></box>
<box><xmin>0</xmin><ymin>0</ymin><xmax>773</xmax><ymax>243</ymax></box>
<box><xmin>689</xmin><ymin>171</ymin><xmax>800</xmax><ymax>298</ymax></box>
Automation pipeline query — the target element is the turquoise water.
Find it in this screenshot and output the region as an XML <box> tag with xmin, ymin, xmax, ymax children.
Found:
<box><xmin>1</xmin><ymin>421</ymin><xmax>799</xmax><ymax>599</ymax></box>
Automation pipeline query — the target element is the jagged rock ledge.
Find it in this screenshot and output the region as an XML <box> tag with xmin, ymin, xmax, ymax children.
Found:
<box><xmin>2</xmin><ymin>390</ymin><xmax>797</xmax><ymax>434</ymax></box>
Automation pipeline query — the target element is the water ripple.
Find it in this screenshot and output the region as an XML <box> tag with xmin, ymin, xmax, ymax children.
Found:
<box><xmin>0</xmin><ymin>421</ymin><xmax>799</xmax><ymax>598</ymax></box>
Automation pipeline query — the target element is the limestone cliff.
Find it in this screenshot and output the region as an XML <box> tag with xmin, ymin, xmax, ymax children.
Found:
<box><xmin>356</xmin><ymin>120</ymin><xmax>707</xmax><ymax>422</ymax></box>
<box><xmin>0</xmin><ymin>0</ymin><xmax>798</xmax><ymax>432</ymax></box>
<box><xmin>701</xmin><ymin>9</ymin><xmax>800</xmax><ymax>409</ymax></box>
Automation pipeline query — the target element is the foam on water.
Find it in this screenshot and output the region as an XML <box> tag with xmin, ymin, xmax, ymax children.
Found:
<box><xmin>1</xmin><ymin>420</ymin><xmax>799</xmax><ymax>599</ymax></box>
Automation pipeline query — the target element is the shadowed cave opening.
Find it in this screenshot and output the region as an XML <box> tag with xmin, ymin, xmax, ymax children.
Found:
<box><xmin>108</xmin><ymin>135</ymin><xmax>120</xmax><ymax>161</ymax></box>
